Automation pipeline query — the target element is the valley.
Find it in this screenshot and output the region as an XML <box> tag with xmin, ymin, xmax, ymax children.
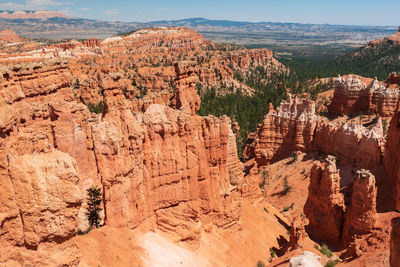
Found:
<box><xmin>0</xmin><ymin>9</ymin><xmax>400</xmax><ymax>267</ymax></box>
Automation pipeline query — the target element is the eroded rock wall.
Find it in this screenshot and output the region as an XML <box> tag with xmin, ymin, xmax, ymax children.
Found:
<box><xmin>0</xmin><ymin>56</ymin><xmax>244</xmax><ymax>264</ymax></box>
<box><xmin>304</xmin><ymin>157</ymin><xmax>379</xmax><ymax>248</ymax></box>
<box><xmin>243</xmin><ymin>94</ymin><xmax>385</xmax><ymax>170</ymax></box>
<box><xmin>385</xmin><ymin>102</ymin><xmax>400</xmax><ymax>209</ymax></box>
<box><xmin>303</xmin><ymin>156</ymin><xmax>345</xmax><ymax>245</ymax></box>
<box><xmin>328</xmin><ymin>75</ymin><xmax>399</xmax><ymax>118</ymax></box>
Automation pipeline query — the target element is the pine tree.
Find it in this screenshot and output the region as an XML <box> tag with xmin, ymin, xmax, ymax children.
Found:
<box><xmin>86</xmin><ymin>186</ymin><xmax>102</xmax><ymax>228</ymax></box>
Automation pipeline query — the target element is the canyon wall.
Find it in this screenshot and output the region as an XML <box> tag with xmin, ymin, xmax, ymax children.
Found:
<box><xmin>0</xmin><ymin>57</ymin><xmax>243</xmax><ymax>265</ymax></box>
<box><xmin>391</xmin><ymin>218</ymin><xmax>400</xmax><ymax>267</ymax></box>
<box><xmin>243</xmin><ymin>93</ymin><xmax>385</xmax><ymax>170</ymax></box>
<box><xmin>328</xmin><ymin>75</ymin><xmax>399</xmax><ymax>118</ymax></box>
<box><xmin>303</xmin><ymin>156</ymin><xmax>345</xmax><ymax>245</ymax></box>
<box><xmin>385</xmin><ymin>101</ymin><xmax>400</xmax><ymax>209</ymax></box>
<box><xmin>304</xmin><ymin>156</ymin><xmax>378</xmax><ymax>248</ymax></box>
<box><xmin>243</xmin><ymin>94</ymin><xmax>317</xmax><ymax>164</ymax></box>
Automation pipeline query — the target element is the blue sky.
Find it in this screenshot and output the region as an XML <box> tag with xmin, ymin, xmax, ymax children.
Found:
<box><xmin>0</xmin><ymin>0</ymin><xmax>399</xmax><ymax>26</ymax></box>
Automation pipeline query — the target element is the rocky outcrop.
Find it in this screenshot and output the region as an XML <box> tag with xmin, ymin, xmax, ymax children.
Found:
<box><xmin>0</xmin><ymin>59</ymin><xmax>72</xmax><ymax>105</ymax></box>
<box><xmin>0</xmin><ymin>55</ymin><xmax>244</xmax><ymax>264</ymax></box>
<box><xmin>172</xmin><ymin>61</ymin><xmax>201</xmax><ymax>114</ymax></box>
<box><xmin>60</xmin><ymin>27</ymin><xmax>286</xmax><ymax>103</ymax></box>
<box><xmin>314</xmin><ymin>119</ymin><xmax>385</xmax><ymax>170</ymax></box>
<box><xmin>304</xmin><ymin>156</ymin><xmax>345</xmax><ymax>245</ymax></box>
<box><xmin>243</xmin><ymin>94</ymin><xmax>385</xmax><ymax>169</ymax></box>
<box><xmin>289</xmin><ymin>251</ymin><xmax>323</xmax><ymax>267</ymax></box>
<box><xmin>2</xmin><ymin>150</ymin><xmax>82</xmax><ymax>249</ymax></box>
<box><xmin>242</xmin><ymin>94</ymin><xmax>318</xmax><ymax>164</ymax></box>
<box><xmin>387</xmin><ymin>72</ymin><xmax>400</xmax><ymax>86</ymax></box>
<box><xmin>0</xmin><ymin>30</ymin><xmax>24</xmax><ymax>43</ymax></box>
<box><xmin>391</xmin><ymin>217</ymin><xmax>400</xmax><ymax>267</ymax></box>
<box><xmin>385</xmin><ymin>102</ymin><xmax>400</xmax><ymax>209</ymax></box>
<box><xmin>288</xmin><ymin>215</ymin><xmax>308</xmax><ymax>250</ymax></box>
<box><xmin>328</xmin><ymin>75</ymin><xmax>399</xmax><ymax>118</ymax></box>
<box><xmin>343</xmin><ymin>170</ymin><xmax>377</xmax><ymax>243</ymax></box>
<box><xmin>82</xmin><ymin>38</ymin><xmax>101</xmax><ymax>48</ymax></box>
<box><xmin>304</xmin><ymin>156</ymin><xmax>380</xmax><ymax>249</ymax></box>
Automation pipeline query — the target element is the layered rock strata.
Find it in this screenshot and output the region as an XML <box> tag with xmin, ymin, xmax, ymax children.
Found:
<box><xmin>391</xmin><ymin>217</ymin><xmax>400</xmax><ymax>267</ymax></box>
<box><xmin>243</xmin><ymin>94</ymin><xmax>385</xmax><ymax>170</ymax></box>
<box><xmin>303</xmin><ymin>156</ymin><xmax>345</xmax><ymax>245</ymax></box>
<box><xmin>343</xmin><ymin>170</ymin><xmax>377</xmax><ymax>243</ymax></box>
<box><xmin>0</xmin><ymin>57</ymin><xmax>244</xmax><ymax>264</ymax></box>
<box><xmin>304</xmin><ymin>157</ymin><xmax>378</xmax><ymax>248</ymax></box>
<box><xmin>328</xmin><ymin>75</ymin><xmax>399</xmax><ymax>118</ymax></box>
<box><xmin>385</xmin><ymin>102</ymin><xmax>400</xmax><ymax>209</ymax></box>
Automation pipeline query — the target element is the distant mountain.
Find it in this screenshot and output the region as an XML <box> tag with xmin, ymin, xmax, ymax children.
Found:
<box><xmin>150</xmin><ymin>17</ymin><xmax>396</xmax><ymax>34</ymax></box>
<box><xmin>0</xmin><ymin>13</ymin><xmax>397</xmax><ymax>47</ymax></box>
<box><xmin>331</xmin><ymin>28</ymin><xmax>400</xmax><ymax>80</ymax></box>
<box><xmin>0</xmin><ymin>10</ymin><xmax>68</xmax><ymax>19</ymax></box>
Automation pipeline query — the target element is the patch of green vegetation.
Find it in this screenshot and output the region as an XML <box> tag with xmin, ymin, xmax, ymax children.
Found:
<box><xmin>315</xmin><ymin>244</ymin><xmax>334</xmax><ymax>258</ymax></box>
<box><xmin>88</xmin><ymin>101</ymin><xmax>104</xmax><ymax>114</ymax></box>
<box><xmin>291</xmin><ymin>152</ymin><xmax>298</xmax><ymax>163</ymax></box>
<box><xmin>259</xmin><ymin>170</ymin><xmax>269</xmax><ymax>189</ymax></box>
<box><xmin>198</xmin><ymin>72</ymin><xmax>288</xmax><ymax>157</ymax></box>
<box><xmin>86</xmin><ymin>186</ymin><xmax>103</xmax><ymax>228</ymax></box>
<box><xmin>282</xmin><ymin>176</ymin><xmax>292</xmax><ymax>195</ymax></box>
<box><xmin>256</xmin><ymin>260</ymin><xmax>265</xmax><ymax>267</ymax></box>
<box><xmin>269</xmin><ymin>247</ymin><xmax>276</xmax><ymax>258</ymax></box>
<box><xmin>325</xmin><ymin>259</ymin><xmax>340</xmax><ymax>267</ymax></box>
<box><xmin>199</xmin><ymin>39</ymin><xmax>400</xmax><ymax>159</ymax></box>
<box><xmin>283</xmin><ymin>203</ymin><xmax>294</xmax><ymax>212</ymax></box>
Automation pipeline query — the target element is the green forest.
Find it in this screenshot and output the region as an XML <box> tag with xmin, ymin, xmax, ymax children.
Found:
<box><xmin>198</xmin><ymin>41</ymin><xmax>400</xmax><ymax>158</ymax></box>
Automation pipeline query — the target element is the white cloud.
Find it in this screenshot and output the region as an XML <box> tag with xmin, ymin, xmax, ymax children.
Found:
<box><xmin>0</xmin><ymin>0</ymin><xmax>67</xmax><ymax>10</ymax></box>
<box><xmin>79</xmin><ymin>7</ymin><xmax>90</xmax><ymax>11</ymax></box>
<box><xmin>157</xmin><ymin>7</ymin><xmax>166</xmax><ymax>11</ymax></box>
<box><xmin>104</xmin><ymin>8</ymin><xmax>119</xmax><ymax>15</ymax></box>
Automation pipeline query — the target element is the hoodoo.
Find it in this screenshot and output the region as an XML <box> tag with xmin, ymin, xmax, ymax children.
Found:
<box><xmin>1</xmin><ymin>9</ymin><xmax>400</xmax><ymax>266</ymax></box>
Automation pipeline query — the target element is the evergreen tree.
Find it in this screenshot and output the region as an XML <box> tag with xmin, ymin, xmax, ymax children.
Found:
<box><xmin>86</xmin><ymin>186</ymin><xmax>102</xmax><ymax>228</ymax></box>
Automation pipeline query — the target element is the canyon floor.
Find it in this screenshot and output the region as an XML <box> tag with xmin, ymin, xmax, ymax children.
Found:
<box><xmin>0</xmin><ymin>26</ymin><xmax>400</xmax><ymax>267</ymax></box>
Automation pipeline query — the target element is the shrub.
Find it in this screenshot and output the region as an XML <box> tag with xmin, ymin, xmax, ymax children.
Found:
<box><xmin>292</xmin><ymin>151</ymin><xmax>298</xmax><ymax>163</ymax></box>
<box><xmin>88</xmin><ymin>101</ymin><xmax>103</xmax><ymax>114</ymax></box>
<box><xmin>316</xmin><ymin>243</ymin><xmax>333</xmax><ymax>258</ymax></box>
<box><xmin>256</xmin><ymin>260</ymin><xmax>265</xmax><ymax>267</ymax></box>
<box><xmin>383</xmin><ymin>119</ymin><xmax>388</xmax><ymax>135</ymax></box>
<box><xmin>282</xmin><ymin>176</ymin><xmax>292</xmax><ymax>195</ymax></box>
<box><xmin>325</xmin><ymin>259</ymin><xmax>340</xmax><ymax>267</ymax></box>
<box><xmin>86</xmin><ymin>186</ymin><xmax>103</xmax><ymax>228</ymax></box>
<box><xmin>77</xmin><ymin>226</ymin><xmax>93</xmax><ymax>235</ymax></box>
<box><xmin>259</xmin><ymin>170</ymin><xmax>268</xmax><ymax>189</ymax></box>
<box><xmin>283</xmin><ymin>203</ymin><xmax>294</xmax><ymax>212</ymax></box>
<box><xmin>269</xmin><ymin>248</ymin><xmax>276</xmax><ymax>258</ymax></box>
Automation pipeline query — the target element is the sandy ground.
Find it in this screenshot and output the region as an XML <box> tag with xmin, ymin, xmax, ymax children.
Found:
<box><xmin>73</xmin><ymin>199</ymin><xmax>293</xmax><ymax>267</ymax></box>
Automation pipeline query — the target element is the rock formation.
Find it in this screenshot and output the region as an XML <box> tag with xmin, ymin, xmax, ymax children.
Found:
<box><xmin>303</xmin><ymin>156</ymin><xmax>345</xmax><ymax>245</ymax></box>
<box><xmin>314</xmin><ymin>118</ymin><xmax>385</xmax><ymax>170</ymax></box>
<box><xmin>304</xmin><ymin>156</ymin><xmax>380</xmax><ymax>250</ymax></box>
<box><xmin>242</xmin><ymin>93</ymin><xmax>318</xmax><ymax>164</ymax></box>
<box><xmin>343</xmin><ymin>170</ymin><xmax>377</xmax><ymax>244</ymax></box>
<box><xmin>289</xmin><ymin>251</ymin><xmax>323</xmax><ymax>267</ymax></box>
<box><xmin>171</xmin><ymin>61</ymin><xmax>201</xmax><ymax>114</ymax></box>
<box><xmin>387</xmin><ymin>72</ymin><xmax>400</xmax><ymax>86</ymax></box>
<box><xmin>243</xmin><ymin>94</ymin><xmax>385</xmax><ymax>170</ymax></box>
<box><xmin>0</xmin><ymin>50</ymin><xmax>244</xmax><ymax>264</ymax></box>
<box><xmin>328</xmin><ymin>75</ymin><xmax>399</xmax><ymax>118</ymax></box>
<box><xmin>391</xmin><ymin>217</ymin><xmax>400</xmax><ymax>267</ymax></box>
<box><xmin>0</xmin><ymin>30</ymin><xmax>24</xmax><ymax>44</ymax></box>
<box><xmin>385</xmin><ymin>101</ymin><xmax>400</xmax><ymax>209</ymax></box>
<box><xmin>288</xmin><ymin>215</ymin><xmax>309</xmax><ymax>250</ymax></box>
